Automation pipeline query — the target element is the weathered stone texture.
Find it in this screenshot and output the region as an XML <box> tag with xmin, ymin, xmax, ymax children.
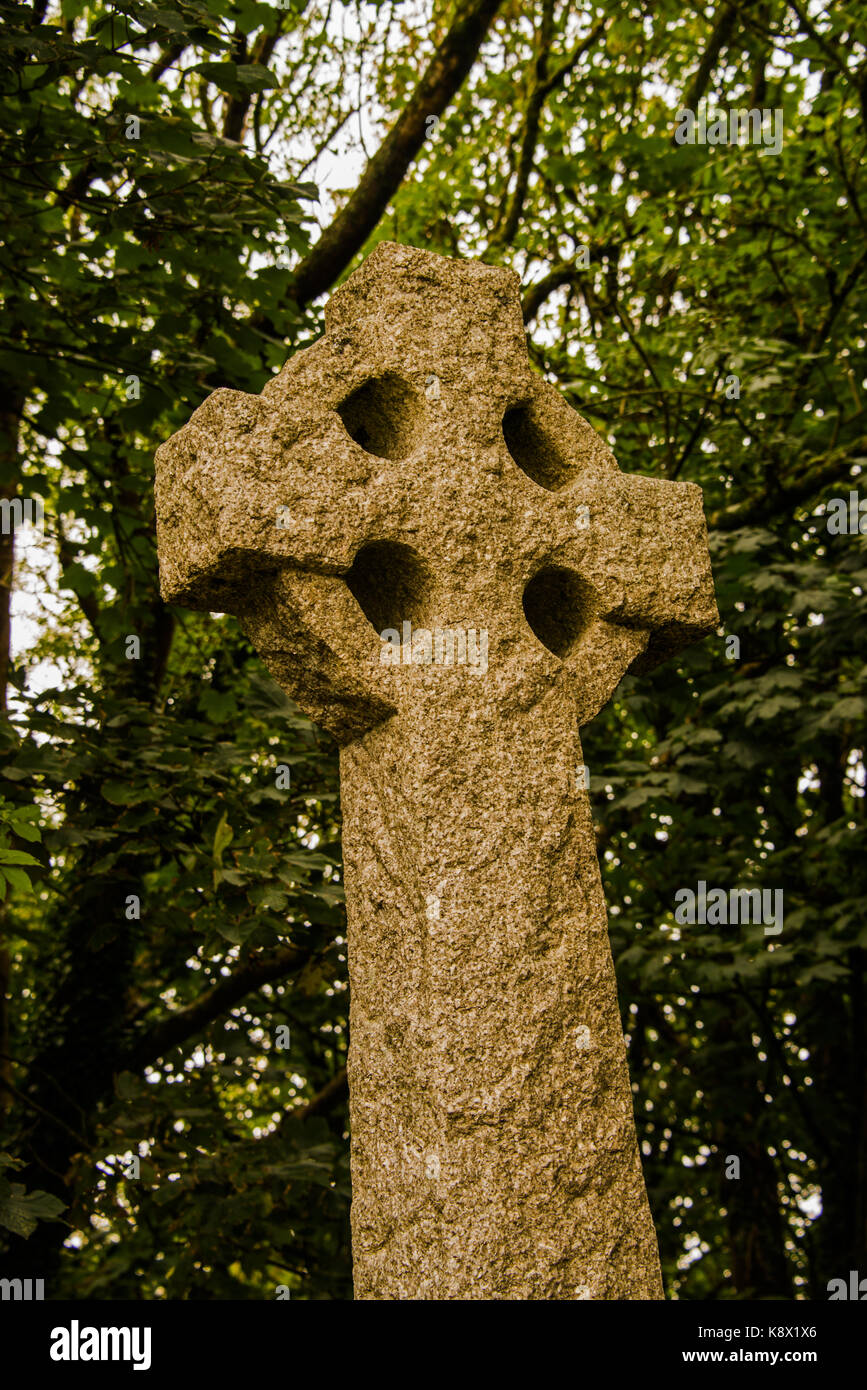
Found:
<box><xmin>155</xmin><ymin>241</ymin><xmax>718</xmax><ymax>1299</ymax></box>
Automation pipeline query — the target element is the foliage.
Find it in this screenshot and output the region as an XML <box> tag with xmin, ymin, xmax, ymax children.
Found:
<box><xmin>0</xmin><ymin>0</ymin><xmax>864</xmax><ymax>1299</ymax></box>
<box><xmin>0</xmin><ymin>797</ymin><xmax>42</xmax><ymax>900</ymax></box>
<box><xmin>0</xmin><ymin>1152</ymin><xmax>66</xmax><ymax>1239</ymax></box>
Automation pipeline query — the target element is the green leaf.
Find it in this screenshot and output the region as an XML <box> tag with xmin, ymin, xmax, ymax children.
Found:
<box><xmin>192</xmin><ymin>61</ymin><xmax>279</xmax><ymax>97</ymax></box>
<box><xmin>0</xmin><ymin>1184</ymin><xmax>66</xmax><ymax>1239</ymax></box>
<box><xmin>234</xmin><ymin>64</ymin><xmax>280</xmax><ymax>92</ymax></box>
<box><xmin>115</xmin><ymin>1071</ymin><xmax>139</xmax><ymax>1100</ymax></box>
<box><xmin>213</xmin><ymin>812</ymin><xmax>234</xmax><ymax>863</ymax></box>
<box><xmin>9</xmin><ymin>820</ymin><xmax>41</xmax><ymax>843</ymax></box>
<box><xmin>2</xmin><ymin>867</ymin><xmax>35</xmax><ymax>894</ymax></box>
<box><xmin>200</xmin><ymin>688</ymin><xmax>237</xmax><ymax>723</ymax></box>
<box><xmin>101</xmin><ymin>781</ymin><xmax>143</xmax><ymax>806</ymax></box>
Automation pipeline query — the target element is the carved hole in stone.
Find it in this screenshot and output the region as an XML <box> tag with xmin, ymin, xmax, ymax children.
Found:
<box><xmin>502</xmin><ymin>403</ymin><xmax>577</xmax><ymax>491</ymax></box>
<box><xmin>523</xmin><ymin>566</ymin><xmax>596</xmax><ymax>658</ymax></box>
<box><xmin>337</xmin><ymin>375</ymin><xmax>422</xmax><ymax>461</ymax></box>
<box><xmin>345</xmin><ymin>541</ymin><xmax>432</xmax><ymax>635</ymax></box>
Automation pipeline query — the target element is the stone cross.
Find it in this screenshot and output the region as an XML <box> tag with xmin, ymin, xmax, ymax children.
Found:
<box><xmin>154</xmin><ymin>242</ymin><xmax>718</xmax><ymax>1300</ymax></box>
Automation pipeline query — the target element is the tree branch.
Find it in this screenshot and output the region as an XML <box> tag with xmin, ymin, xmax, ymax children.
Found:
<box><xmin>707</xmin><ymin>444</ymin><xmax>860</xmax><ymax>530</ymax></box>
<box><xmin>488</xmin><ymin>0</ymin><xmax>555</xmax><ymax>250</ymax></box>
<box><xmin>281</xmin><ymin>0</ymin><xmax>504</xmax><ymax>310</ymax></box>
<box><xmin>221</xmin><ymin>21</ymin><xmax>287</xmax><ymax>145</ymax></box>
<box><xmin>293</xmin><ymin>1065</ymin><xmax>348</xmax><ymax>1122</ymax></box>
<box><xmin>491</xmin><ymin>14</ymin><xmax>606</xmax><ymax>249</ymax></box>
<box><xmin>522</xmin><ymin>261</ymin><xmax>583</xmax><ymax>321</ymax></box>
<box><xmin>120</xmin><ymin>942</ymin><xmax>315</xmax><ymax>1072</ymax></box>
<box><xmin>681</xmin><ymin>1</ymin><xmax>740</xmax><ymax>112</ymax></box>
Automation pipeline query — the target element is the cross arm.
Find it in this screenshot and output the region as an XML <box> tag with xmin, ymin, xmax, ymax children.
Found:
<box><xmin>153</xmin><ymin>343</ymin><xmax>410</xmax><ymax>615</ymax></box>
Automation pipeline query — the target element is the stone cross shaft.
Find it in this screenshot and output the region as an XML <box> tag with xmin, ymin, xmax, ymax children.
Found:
<box><xmin>155</xmin><ymin>242</ymin><xmax>718</xmax><ymax>1301</ymax></box>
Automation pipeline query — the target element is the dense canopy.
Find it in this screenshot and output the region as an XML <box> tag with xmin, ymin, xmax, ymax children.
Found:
<box><xmin>0</xmin><ymin>0</ymin><xmax>865</xmax><ymax>1300</ymax></box>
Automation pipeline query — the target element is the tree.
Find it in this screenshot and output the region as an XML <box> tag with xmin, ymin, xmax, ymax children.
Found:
<box><xmin>1</xmin><ymin>0</ymin><xmax>865</xmax><ymax>1299</ymax></box>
